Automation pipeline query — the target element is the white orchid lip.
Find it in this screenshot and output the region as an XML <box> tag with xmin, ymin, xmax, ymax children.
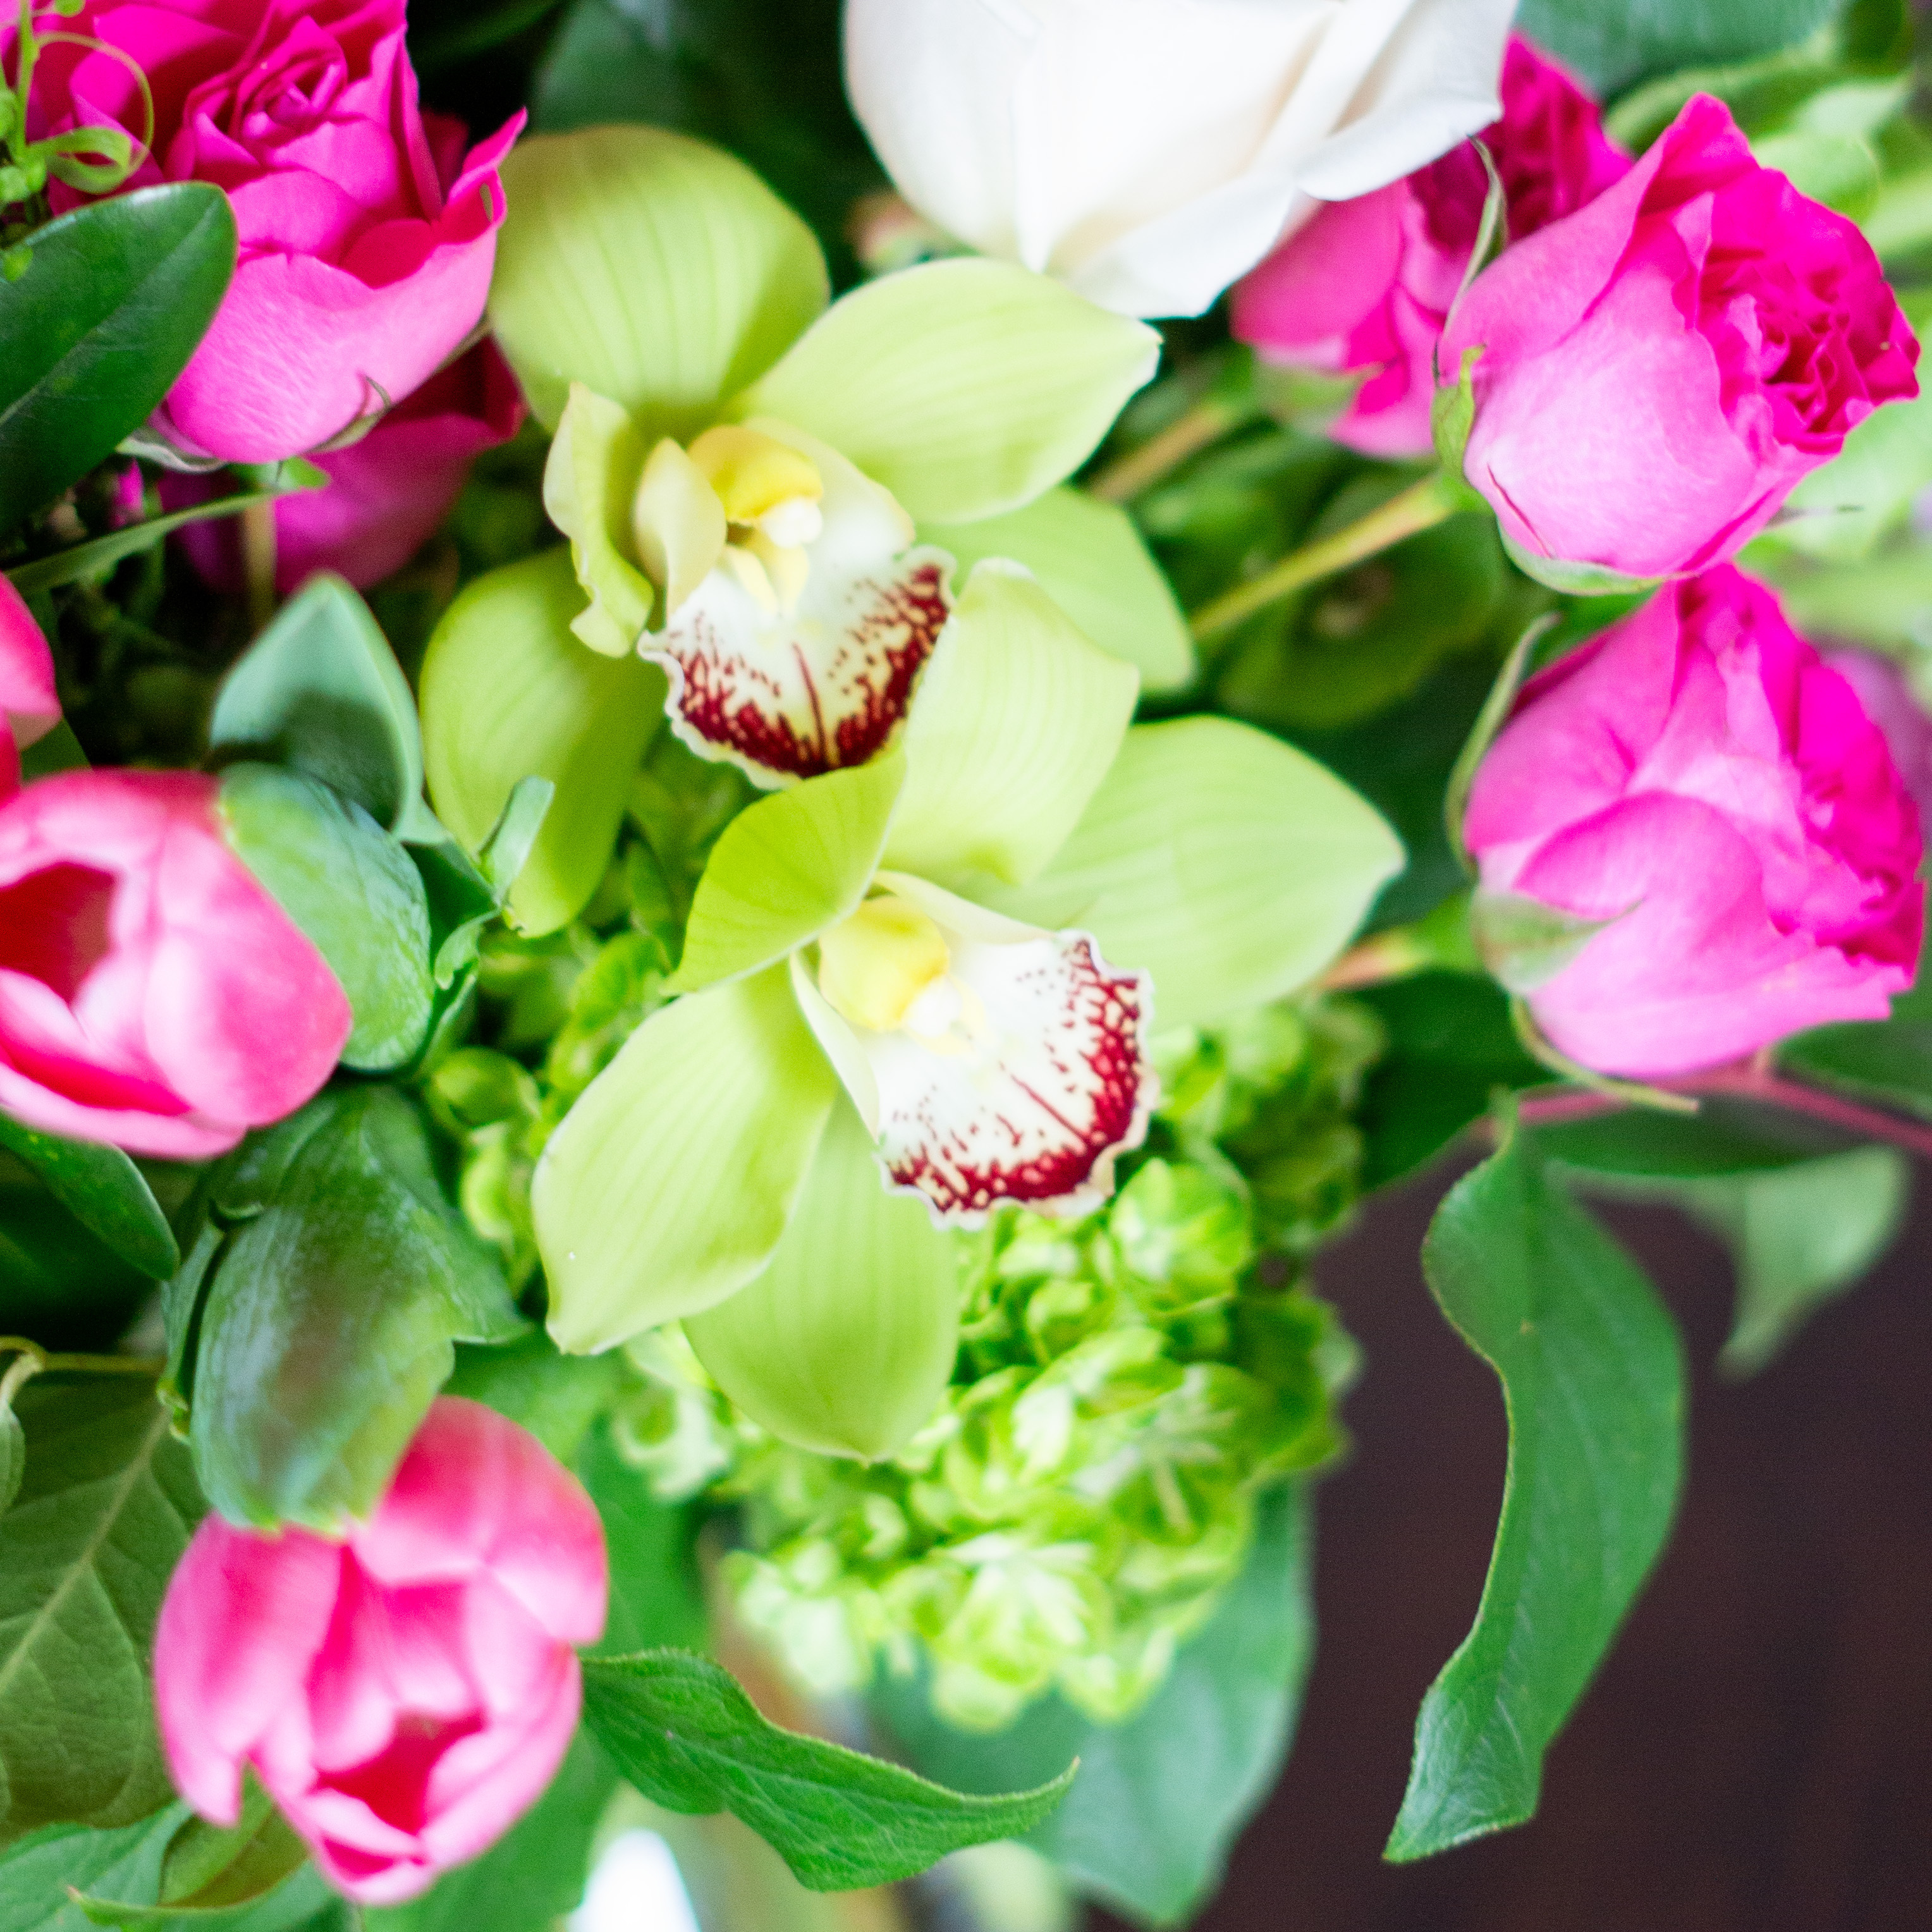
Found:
<box><xmin>636</xmin><ymin>419</ymin><xmax>955</xmax><ymax>788</ymax></box>
<box><xmin>805</xmin><ymin>875</ymin><xmax>1156</xmax><ymax>1226</ymax></box>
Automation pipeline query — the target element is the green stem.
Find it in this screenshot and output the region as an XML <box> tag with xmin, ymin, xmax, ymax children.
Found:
<box><xmin>0</xmin><ymin>1336</ymin><xmax>164</xmax><ymax>1398</ymax></box>
<box><xmin>1088</xmin><ymin>396</ymin><xmax>1244</xmax><ymax>505</ymax></box>
<box><xmin>9</xmin><ymin>0</ymin><xmax>35</xmax><ymax>169</ymax></box>
<box><xmin>1188</xmin><ymin>470</ymin><xmax>1460</xmax><ymax>644</ymax></box>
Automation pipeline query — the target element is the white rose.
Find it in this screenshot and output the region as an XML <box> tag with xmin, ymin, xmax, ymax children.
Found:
<box><xmin>843</xmin><ymin>0</ymin><xmax>1519</xmax><ymax>319</ymax></box>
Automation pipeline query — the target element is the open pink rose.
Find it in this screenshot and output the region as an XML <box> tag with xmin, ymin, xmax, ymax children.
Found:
<box><xmin>1440</xmin><ymin>94</ymin><xmax>1919</xmax><ymax>581</ymax></box>
<box><xmin>167</xmin><ymin>341</ymin><xmax>527</xmax><ymax>592</ymax></box>
<box><xmin>154</xmin><ymin>1399</ymin><xmax>608</xmax><ymax>1906</ymax></box>
<box><xmin>0</xmin><ymin>580</ymin><xmax>60</xmax><ymax>797</ymax></box>
<box><xmin>1825</xmin><ymin>648</ymin><xmax>1932</xmax><ymax>842</ymax></box>
<box><xmin>1465</xmin><ymin>568</ymin><xmax>1924</xmax><ymax>1079</ymax></box>
<box><xmin>23</xmin><ymin>0</ymin><xmax>522</xmax><ymax>462</ymax></box>
<box><xmin>1233</xmin><ymin>36</ymin><xmax>1629</xmax><ymax>458</ymax></box>
<box><xmin>0</xmin><ymin>768</ymin><xmax>349</xmax><ymax>1156</ymax></box>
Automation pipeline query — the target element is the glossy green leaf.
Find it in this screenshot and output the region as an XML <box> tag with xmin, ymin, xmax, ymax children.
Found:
<box><xmin>920</xmin><ymin>489</ymin><xmax>1194</xmax><ymax>694</ymax></box>
<box><xmin>673</xmin><ymin>755</ymin><xmax>906</xmax><ymax>993</ymax></box>
<box><xmin>1778</xmin><ymin>976</ymin><xmax>1932</xmax><ymax>1120</ymax></box>
<box><xmin>876</xmin><ymin>1481</ymin><xmax>1313</xmax><ymax>1927</ymax></box>
<box><xmin>1515</xmin><ymin>0</ymin><xmax>1837</xmax><ymax>89</ymax></box>
<box><xmin>209</xmin><ymin>575</ymin><xmax>428</xmax><ymax>838</ymax></box>
<box><xmin>580</xmin><ymin>1649</ymin><xmax>1073</xmax><ymax>1891</ymax></box>
<box><xmin>986</xmin><ymin>719</ymin><xmax>1403</xmax><ymax>1031</ymax></box>
<box><xmin>491</xmin><ymin>125</ymin><xmax>829</xmax><ymax>436</ymax></box>
<box><xmin>0</xmin><ymin>1118</ymin><xmax>176</xmax><ymax>1281</ymax></box>
<box><xmin>1386</xmin><ymin>1128</ymin><xmax>1685</xmax><ymax>1861</ymax></box>
<box><xmin>218</xmin><ymin>764</ymin><xmax>434</xmax><ymax>1074</ymax></box>
<box><xmin>739</xmin><ymin>260</ymin><xmax>1160</xmax><ymax>523</ymax></box>
<box><xmin>0</xmin><ymin>1379</ymin><xmax>204</xmax><ymax>1842</ymax></box>
<box><xmin>884</xmin><ymin>565</ymin><xmax>1139</xmax><ymax>892</ymax></box>
<box><xmin>444</xmin><ymin>1332</ymin><xmax>627</xmax><ymax>1470</ymax></box>
<box><xmin>1531</xmin><ymin>1099</ymin><xmax>1866</xmax><ymax>1180</ymax></box>
<box><xmin>420</xmin><ymin>549</ymin><xmax>665</xmax><ymax>938</ymax></box>
<box><xmin>186</xmin><ymin>1088</ymin><xmax>525</xmax><ymax>1532</ymax></box>
<box><xmin>0</xmin><ymin>1412</ymin><xmax>21</xmax><ymax>1520</ymax></box>
<box><xmin>534</xmin><ymin>965</ymin><xmax>840</xmax><ymax>1350</ymax></box>
<box><xmin>0</xmin><ymin>185</ymin><xmax>235</xmax><ymax>534</ymax></box>
<box><xmin>0</xmin><ymin>1807</ymin><xmax>190</xmax><ymax>1932</ymax></box>
<box><xmin>688</xmin><ymin>1100</ymin><xmax>958</xmax><ymax>1460</ymax></box>
<box><xmin>0</xmin><ymin>1183</ymin><xmax>150</xmax><ymax>1357</ymax></box>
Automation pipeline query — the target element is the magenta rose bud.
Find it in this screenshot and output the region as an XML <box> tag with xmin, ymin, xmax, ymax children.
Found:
<box><xmin>1464</xmin><ymin>568</ymin><xmax>1925</xmax><ymax>1079</ymax></box>
<box><xmin>27</xmin><ymin>0</ymin><xmax>523</xmax><ymax>463</ymax></box>
<box><xmin>1232</xmin><ymin>36</ymin><xmax>1630</xmax><ymax>458</ymax></box>
<box><xmin>154</xmin><ymin>1400</ymin><xmax>608</xmax><ymax>1907</ymax></box>
<box><xmin>166</xmin><ymin>342</ymin><xmax>527</xmax><ymax>593</ymax></box>
<box><xmin>0</xmin><ymin>771</ymin><xmax>350</xmax><ymax>1156</ymax></box>
<box><xmin>1440</xmin><ymin>94</ymin><xmax>1920</xmax><ymax>582</ymax></box>
<box><xmin>0</xmin><ymin>580</ymin><xmax>60</xmax><ymax>794</ymax></box>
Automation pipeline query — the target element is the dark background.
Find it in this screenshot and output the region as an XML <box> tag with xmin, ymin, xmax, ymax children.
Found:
<box><xmin>1099</xmin><ymin>1157</ymin><xmax>1932</xmax><ymax>1932</ymax></box>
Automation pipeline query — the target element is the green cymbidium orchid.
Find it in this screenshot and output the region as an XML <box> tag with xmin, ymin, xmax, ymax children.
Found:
<box><xmin>532</xmin><ymin>568</ymin><xmax>1405</xmax><ymax>1410</ymax></box>
<box><xmin>423</xmin><ymin>125</ymin><xmax>1190</xmax><ymax>938</ymax></box>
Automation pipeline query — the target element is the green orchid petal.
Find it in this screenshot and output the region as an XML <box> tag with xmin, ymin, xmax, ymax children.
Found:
<box><xmin>736</xmin><ymin>260</ymin><xmax>1160</xmax><ymax>523</ymax></box>
<box><xmin>921</xmin><ymin>488</ymin><xmax>1195</xmax><ymax>694</ymax></box>
<box><xmin>884</xmin><ymin>563</ymin><xmax>1139</xmax><ymax>890</ymax></box>
<box><xmin>492</xmin><ymin>126</ymin><xmax>829</xmax><ymax>436</ymax></box>
<box><xmin>685</xmin><ymin>1098</ymin><xmax>959</xmax><ymax>1460</ymax></box>
<box><xmin>544</xmin><ymin>384</ymin><xmax>655</xmax><ymax>657</ymax></box>
<box><xmin>982</xmin><ymin>718</ymin><xmax>1404</xmax><ymax>1031</ymax></box>
<box><xmin>673</xmin><ymin>752</ymin><xmax>908</xmax><ymax>993</ymax></box>
<box><xmin>421</xmin><ymin>549</ymin><xmax>664</xmax><ymax>937</ymax></box>
<box><xmin>534</xmin><ymin>964</ymin><xmax>840</xmax><ymax>1351</ymax></box>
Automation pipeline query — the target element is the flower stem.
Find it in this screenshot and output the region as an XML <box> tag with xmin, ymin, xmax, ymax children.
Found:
<box><xmin>1088</xmin><ymin>397</ymin><xmax>1245</xmax><ymax>505</ymax></box>
<box><xmin>240</xmin><ymin>498</ymin><xmax>278</xmax><ymax>629</ymax></box>
<box><xmin>0</xmin><ymin>1336</ymin><xmax>165</xmax><ymax>1403</ymax></box>
<box><xmin>1188</xmin><ymin>471</ymin><xmax>1461</xmax><ymax>644</ymax></box>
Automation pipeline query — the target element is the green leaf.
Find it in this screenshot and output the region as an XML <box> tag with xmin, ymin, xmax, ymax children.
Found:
<box><xmin>1469</xmin><ymin>889</ymin><xmax>1625</xmax><ymax>996</ymax></box>
<box><xmin>0</xmin><ymin>1182</ymin><xmax>150</xmax><ymax>1359</ymax></box>
<box><xmin>687</xmin><ymin>1099</ymin><xmax>958</xmax><ymax>1460</ymax></box>
<box><xmin>0</xmin><ymin>1379</ymin><xmax>205</xmax><ymax>1843</ymax></box>
<box><xmin>1778</xmin><ymin>975</ymin><xmax>1932</xmax><ymax>1119</ymax></box>
<box><xmin>0</xmin><ymin>185</ymin><xmax>235</xmax><ymax>535</ymax></box>
<box><xmin>208</xmin><ymin>575</ymin><xmax>429</xmax><ymax>838</ymax></box>
<box><xmin>533</xmin><ymin>965</ymin><xmax>840</xmax><ymax>1350</ymax></box>
<box><xmin>420</xmin><ymin>549</ymin><xmax>665</xmax><ymax>938</ymax></box>
<box><xmin>444</xmin><ymin>1332</ymin><xmax>626</xmax><ymax>1470</ymax></box>
<box><xmin>875</xmin><ymin>1481</ymin><xmax>1314</xmax><ymax>1928</ymax></box>
<box><xmin>1497</xmin><ymin>535</ymin><xmax>1660</xmax><ymax>601</ymax></box>
<box><xmin>217</xmin><ymin>764</ymin><xmax>434</xmax><ymax>1075</ymax></box>
<box><xmin>672</xmin><ymin>755</ymin><xmax>907</xmax><ymax>994</ymax></box>
<box><xmin>920</xmin><ymin>489</ymin><xmax>1195</xmax><ymax>695</ymax></box>
<box><xmin>1751</xmin><ymin>392</ymin><xmax>1932</xmax><ymax>566</ymax></box>
<box><xmin>580</xmin><ymin>1649</ymin><xmax>1074</xmax><ymax>1892</ymax></box>
<box><xmin>1530</xmin><ymin>1098</ymin><xmax>1865</xmax><ymax>1180</ymax></box>
<box><xmin>738</xmin><ymin>260</ymin><xmax>1161</xmax><ymax>524</ymax></box>
<box><xmin>491</xmin><ymin>125</ymin><xmax>829</xmax><ymax>437</ymax></box>
<box><xmin>0</xmin><ymin>1807</ymin><xmax>190</xmax><ymax>1932</ymax></box>
<box><xmin>1386</xmin><ymin>1128</ymin><xmax>1685</xmax><ymax>1861</ymax></box>
<box><xmin>1515</xmin><ymin>0</ymin><xmax>1837</xmax><ymax>90</ymax></box>
<box><xmin>0</xmin><ymin>1118</ymin><xmax>176</xmax><ymax>1281</ymax></box>
<box><xmin>985</xmin><ymin>718</ymin><xmax>1403</xmax><ymax>1032</ymax></box>
<box><xmin>577</xmin><ymin>1422</ymin><xmax>709</xmax><ymax>1656</ymax></box>
<box><xmin>884</xmin><ymin>565</ymin><xmax>1140</xmax><ymax>893</ymax></box>
<box><xmin>185</xmin><ymin>1088</ymin><xmax>525</xmax><ymax>1531</ymax></box>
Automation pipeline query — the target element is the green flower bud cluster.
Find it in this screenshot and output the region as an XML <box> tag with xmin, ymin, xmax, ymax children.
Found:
<box><xmin>609</xmin><ymin>993</ymin><xmax>1385</xmax><ymax>1733</ymax></box>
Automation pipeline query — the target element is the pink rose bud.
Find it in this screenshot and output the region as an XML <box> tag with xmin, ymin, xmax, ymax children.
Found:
<box><xmin>1233</xmin><ymin>36</ymin><xmax>1630</xmax><ymax>459</ymax></box>
<box><xmin>25</xmin><ymin>0</ymin><xmax>524</xmax><ymax>463</ymax></box>
<box><xmin>1464</xmin><ymin>567</ymin><xmax>1925</xmax><ymax>1079</ymax></box>
<box><xmin>1440</xmin><ymin>94</ymin><xmax>1920</xmax><ymax>582</ymax></box>
<box><xmin>0</xmin><ymin>580</ymin><xmax>60</xmax><ymax>798</ymax></box>
<box><xmin>166</xmin><ymin>343</ymin><xmax>527</xmax><ymax>594</ymax></box>
<box><xmin>0</xmin><ymin>770</ymin><xmax>350</xmax><ymax>1156</ymax></box>
<box><xmin>154</xmin><ymin>1400</ymin><xmax>608</xmax><ymax>1907</ymax></box>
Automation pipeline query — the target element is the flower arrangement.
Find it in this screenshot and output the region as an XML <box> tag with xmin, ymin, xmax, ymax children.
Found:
<box><xmin>1</xmin><ymin>0</ymin><xmax>1930</xmax><ymax>1926</ymax></box>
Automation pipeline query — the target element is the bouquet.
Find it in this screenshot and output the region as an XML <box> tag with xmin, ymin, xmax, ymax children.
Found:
<box><xmin>2</xmin><ymin>0</ymin><xmax>1929</xmax><ymax>1924</ymax></box>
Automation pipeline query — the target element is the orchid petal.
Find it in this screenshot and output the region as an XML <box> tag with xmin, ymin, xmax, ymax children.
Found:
<box><xmin>491</xmin><ymin>128</ymin><xmax>828</xmax><ymax>436</ymax></box>
<box><xmin>633</xmin><ymin>437</ymin><xmax>729</xmax><ymax>617</ymax></box>
<box><xmin>790</xmin><ymin>950</ymin><xmax>881</xmax><ymax>1134</ymax></box>
<box><xmin>421</xmin><ymin>550</ymin><xmax>664</xmax><ymax>937</ymax></box>
<box><xmin>543</xmin><ymin>385</ymin><xmax>656</xmax><ymax>657</ymax></box>
<box><xmin>672</xmin><ymin>753</ymin><xmax>908</xmax><ymax>993</ymax></box>
<box><xmin>533</xmin><ymin>965</ymin><xmax>839</xmax><ymax>1350</ymax></box>
<box><xmin>885</xmin><ymin>562</ymin><xmax>1139</xmax><ymax>891</ymax></box>
<box><xmin>736</xmin><ymin>260</ymin><xmax>1160</xmax><ymax>523</ymax></box>
<box><xmin>982</xmin><ymin>718</ymin><xmax>1404</xmax><ymax>1029</ymax></box>
<box><xmin>686</xmin><ymin>1099</ymin><xmax>959</xmax><ymax>1461</ymax></box>
<box><xmin>921</xmin><ymin>489</ymin><xmax>1195</xmax><ymax>694</ymax></box>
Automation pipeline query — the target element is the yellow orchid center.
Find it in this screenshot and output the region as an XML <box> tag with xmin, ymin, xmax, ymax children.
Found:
<box><xmin>817</xmin><ymin>896</ymin><xmax>951</xmax><ymax>1034</ymax></box>
<box><xmin>688</xmin><ymin>425</ymin><xmax>825</xmax><ymax>542</ymax></box>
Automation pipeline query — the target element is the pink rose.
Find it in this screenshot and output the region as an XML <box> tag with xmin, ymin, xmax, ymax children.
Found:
<box><xmin>166</xmin><ymin>341</ymin><xmax>527</xmax><ymax>593</ymax></box>
<box><xmin>23</xmin><ymin>0</ymin><xmax>523</xmax><ymax>462</ymax></box>
<box><xmin>1465</xmin><ymin>568</ymin><xmax>1924</xmax><ymax>1079</ymax></box>
<box><xmin>0</xmin><ymin>766</ymin><xmax>350</xmax><ymax>1156</ymax></box>
<box><xmin>154</xmin><ymin>1399</ymin><xmax>608</xmax><ymax>1906</ymax></box>
<box><xmin>1440</xmin><ymin>94</ymin><xmax>1919</xmax><ymax>581</ymax></box>
<box><xmin>1824</xmin><ymin>648</ymin><xmax>1932</xmax><ymax>841</ymax></box>
<box><xmin>0</xmin><ymin>580</ymin><xmax>60</xmax><ymax>793</ymax></box>
<box><xmin>1233</xmin><ymin>36</ymin><xmax>1630</xmax><ymax>458</ymax></box>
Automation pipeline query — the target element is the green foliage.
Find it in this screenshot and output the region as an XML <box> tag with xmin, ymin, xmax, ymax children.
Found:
<box><xmin>578</xmin><ymin>1420</ymin><xmax>709</xmax><ymax>1656</ymax></box>
<box><xmin>0</xmin><ymin>1120</ymin><xmax>176</xmax><ymax>1283</ymax></box>
<box><xmin>0</xmin><ymin>1171</ymin><xmax>152</xmax><ymax>1357</ymax></box>
<box><xmin>1386</xmin><ymin>1126</ymin><xmax>1685</xmax><ymax>1859</ymax></box>
<box><xmin>0</xmin><ymin>1808</ymin><xmax>190</xmax><ymax>1932</ymax></box>
<box><xmin>580</xmin><ymin>1649</ymin><xmax>1075</xmax><ymax>1891</ymax></box>
<box><xmin>0</xmin><ymin>1379</ymin><xmax>204</xmax><ymax>1843</ymax></box>
<box><xmin>1777</xmin><ymin>977</ymin><xmax>1932</xmax><ymax>1120</ymax></box>
<box><xmin>1516</xmin><ymin>0</ymin><xmax>1840</xmax><ymax>91</ymax></box>
<box><xmin>876</xmin><ymin>1484</ymin><xmax>1315</xmax><ymax>1929</ymax></box>
<box><xmin>0</xmin><ymin>186</ymin><xmax>235</xmax><ymax>535</ymax></box>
